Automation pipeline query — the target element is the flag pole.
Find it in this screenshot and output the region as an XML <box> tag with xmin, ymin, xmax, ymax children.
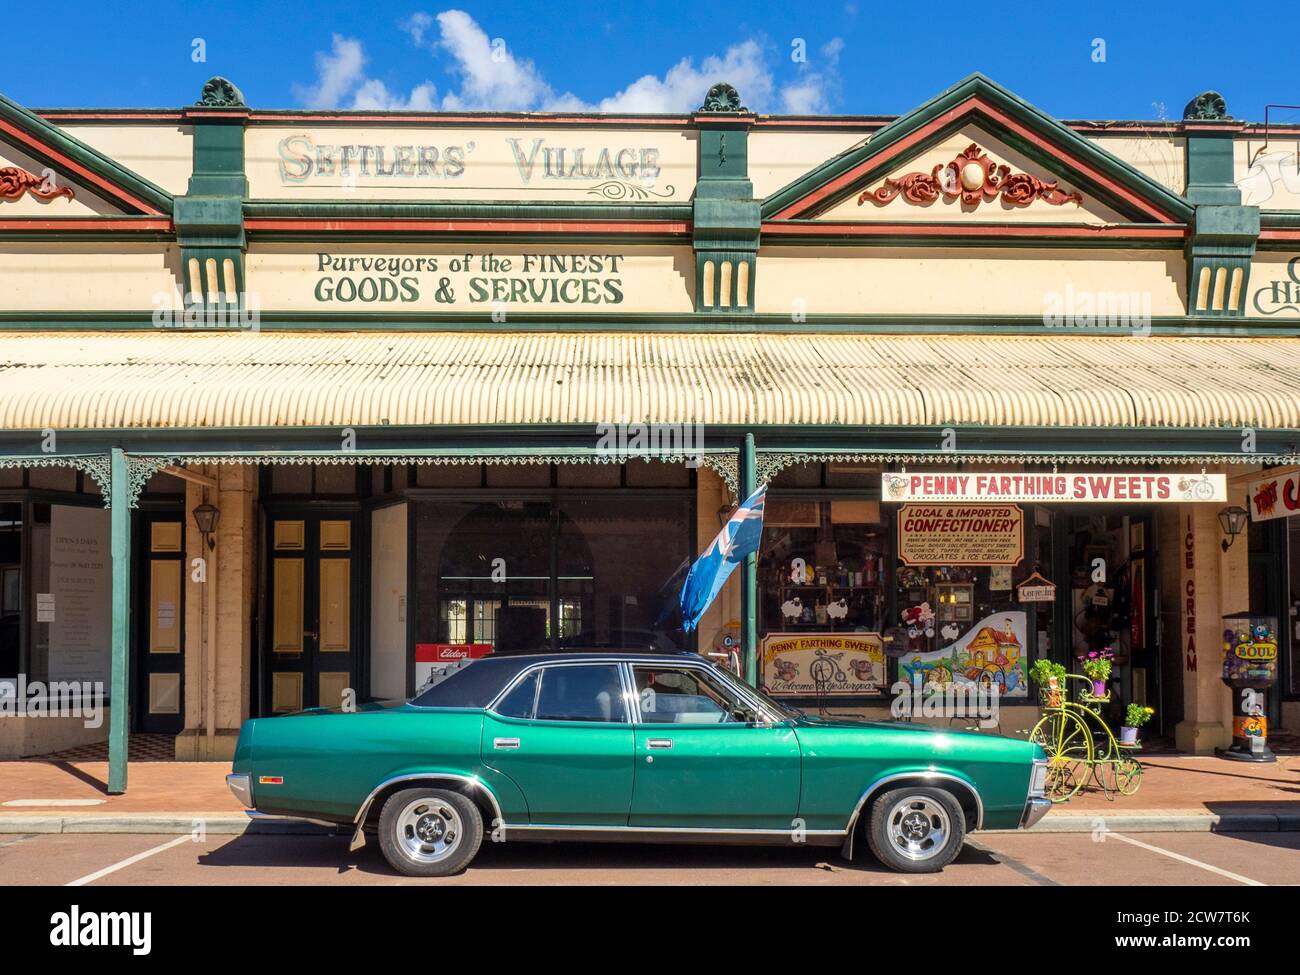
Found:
<box><xmin>741</xmin><ymin>432</ymin><xmax>758</xmax><ymax>685</ymax></box>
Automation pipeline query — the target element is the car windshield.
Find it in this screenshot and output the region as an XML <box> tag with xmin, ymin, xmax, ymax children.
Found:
<box><xmin>710</xmin><ymin>664</ymin><xmax>802</xmax><ymax>719</ymax></box>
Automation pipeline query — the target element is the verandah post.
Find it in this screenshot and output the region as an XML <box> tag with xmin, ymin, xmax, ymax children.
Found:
<box><xmin>741</xmin><ymin>433</ymin><xmax>758</xmax><ymax>685</ymax></box>
<box><xmin>108</xmin><ymin>447</ymin><xmax>130</xmax><ymax>794</ymax></box>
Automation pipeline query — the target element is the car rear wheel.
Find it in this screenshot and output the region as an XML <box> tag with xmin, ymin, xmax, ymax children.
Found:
<box><xmin>865</xmin><ymin>786</ymin><xmax>965</xmax><ymax>873</ymax></box>
<box><xmin>377</xmin><ymin>788</ymin><xmax>483</xmax><ymax>877</ymax></box>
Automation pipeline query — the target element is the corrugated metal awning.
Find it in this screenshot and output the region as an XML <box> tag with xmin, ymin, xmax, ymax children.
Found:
<box><xmin>1</xmin><ymin>330</ymin><xmax>1299</xmax><ymax>430</ymax></box>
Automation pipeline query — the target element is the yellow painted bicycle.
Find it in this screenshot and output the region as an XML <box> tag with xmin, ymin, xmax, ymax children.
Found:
<box><xmin>1029</xmin><ymin>673</ymin><xmax>1142</xmax><ymax>802</ymax></box>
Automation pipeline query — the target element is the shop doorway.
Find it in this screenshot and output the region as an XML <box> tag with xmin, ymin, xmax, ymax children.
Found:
<box><xmin>265</xmin><ymin>513</ymin><xmax>360</xmax><ymax>713</ymax></box>
<box><xmin>133</xmin><ymin>514</ymin><xmax>185</xmax><ymax>734</ymax></box>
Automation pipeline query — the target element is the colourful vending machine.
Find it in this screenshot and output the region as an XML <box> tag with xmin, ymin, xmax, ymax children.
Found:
<box><xmin>1217</xmin><ymin>613</ymin><xmax>1278</xmax><ymax>763</ymax></box>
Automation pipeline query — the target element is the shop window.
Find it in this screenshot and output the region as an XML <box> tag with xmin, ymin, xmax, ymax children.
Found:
<box><xmin>0</xmin><ymin>503</ymin><xmax>21</xmax><ymax>680</ymax></box>
<box><xmin>1288</xmin><ymin>519</ymin><xmax>1300</xmax><ymax>696</ymax></box>
<box><xmin>825</xmin><ymin>463</ymin><xmax>878</xmax><ymax>489</ymax></box>
<box><xmin>414</xmin><ymin>495</ymin><xmax>691</xmax><ymax>653</ymax></box>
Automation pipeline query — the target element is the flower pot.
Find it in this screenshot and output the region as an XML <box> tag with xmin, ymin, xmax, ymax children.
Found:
<box><xmin>1092</xmin><ymin>679</ymin><xmax>1108</xmax><ymax>697</ymax></box>
<box><xmin>1119</xmin><ymin>725</ymin><xmax>1139</xmax><ymax>745</ymax></box>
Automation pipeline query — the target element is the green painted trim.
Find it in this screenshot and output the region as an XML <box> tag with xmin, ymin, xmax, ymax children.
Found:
<box><xmin>741</xmin><ymin>432</ymin><xmax>758</xmax><ymax>685</ymax></box>
<box><xmin>760</xmin><ymin>73</ymin><xmax>1195</xmax><ymax>223</ymax></box>
<box><xmin>2</xmin><ymin>311</ymin><xmax>1297</xmax><ymax>336</ymax></box>
<box><xmin>244</xmin><ymin>201</ymin><xmax>694</xmax><ymax>221</ymax></box>
<box><xmin>0</xmin><ymin>423</ymin><xmax>1295</xmax><ymax>460</ymax></box>
<box><xmin>108</xmin><ymin>447</ymin><xmax>129</xmax><ymax>794</ymax></box>
<box><xmin>0</xmin><ymin>91</ymin><xmax>174</xmax><ymax>215</ymax></box>
<box><xmin>761</xmin><ymin>222</ymin><xmax>1186</xmax><ymax>249</ymax></box>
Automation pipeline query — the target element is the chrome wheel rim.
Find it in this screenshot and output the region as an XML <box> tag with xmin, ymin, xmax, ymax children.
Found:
<box><xmin>886</xmin><ymin>795</ymin><xmax>951</xmax><ymax>861</ymax></box>
<box><xmin>396</xmin><ymin>798</ymin><xmax>462</xmax><ymax>863</ymax></box>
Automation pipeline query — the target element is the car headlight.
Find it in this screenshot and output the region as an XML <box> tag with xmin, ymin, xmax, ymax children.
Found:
<box><xmin>1029</xmin><ymin>759</ymin><xmax>1048</xmax><ymax>796</ymax></box>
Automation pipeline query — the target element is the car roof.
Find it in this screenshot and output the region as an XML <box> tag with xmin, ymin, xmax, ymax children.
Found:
<box><xmin>408</xmin><ymin>650</ymin><xmax>710</xmax><ymax>709</ymax></box>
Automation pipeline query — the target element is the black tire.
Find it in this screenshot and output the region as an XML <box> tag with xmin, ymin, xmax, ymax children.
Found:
<box><xmin>865</xmin><ymin>786</ymin><xmax>966</xmax><ymax>873</ymax></box>
<box><xmin>377</xmin><ymin>787</ymin><xmax>483</xmax><ymax>877</ymax></box>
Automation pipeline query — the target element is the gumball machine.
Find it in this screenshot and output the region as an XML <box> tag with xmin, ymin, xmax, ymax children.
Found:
<box><xmin>1216</xmin><ymin>613</ymin><xmax>1278</xmax><ymax>763</ymax></box>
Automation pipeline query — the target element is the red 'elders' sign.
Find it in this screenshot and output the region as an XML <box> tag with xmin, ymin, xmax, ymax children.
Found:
<box><xmin>416</xmin><ymin>643</ymin><xmax>492</xmax><ymax>663</ymax></box>
<box><xmin>1247</xmin><ymin>471</ymin><xmax>1300</xmax><ymax>522</ymax></box>
<box><xmin>882</xmin><ymin>471</ymin><xmax>1227</xmax><ymax>504</ymax></box>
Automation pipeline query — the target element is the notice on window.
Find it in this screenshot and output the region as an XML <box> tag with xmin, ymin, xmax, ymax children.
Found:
<box><xmin>897</xmin><ymin>504</ymin><xmax>1024</xmax><ymax>566</ymax></box>
<box><xmin>36</xmin><ymin>593</ymin><xmax>55</xmax><ymax>623</ymax></box>
<box><xmin>48</xmin><ymin>505</ymin><xmax>111</xmax><ymax>684</ymax></box>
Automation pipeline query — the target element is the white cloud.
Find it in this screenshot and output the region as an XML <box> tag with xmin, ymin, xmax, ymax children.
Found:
<box><xmin>595</xmin><ymin>40</ymin><xmax>773</xmax><ymax>113</ymax></box>
<box><xmin>779</xmin><ymin>38</ymin><xmax>843</xmax><ymax>115</ymax></box>
<box><xmin>295</xmin><ymin>12</ymin><xmax>842</xmax><ymax>115</ymax></box>
<box><xmin>294</xmin><ymin>32</ymin><xmax>437</xmax><ymax>111</ymax></box>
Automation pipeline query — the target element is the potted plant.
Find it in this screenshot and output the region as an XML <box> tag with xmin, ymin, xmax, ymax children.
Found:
<box><xmin>1079</xmin><ymin>649</ymin><xmax>1114</xmax><ymax>697</ymax></box>
<box><xmin>1121</xmin><ymin>703</ymin><xmax>1154</xmax><ymax>745</ymax></box>
<box><xmin>1029</xmin><ymin>658</ymin><xmax>1068</xmax><ymax>707</ymax></box>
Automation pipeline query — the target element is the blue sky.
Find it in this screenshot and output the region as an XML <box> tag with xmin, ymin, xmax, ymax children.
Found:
<box><xmin>3</xmin><ymin>0</ymin><xmax>1296</xmax><ymax>122</ymax></box>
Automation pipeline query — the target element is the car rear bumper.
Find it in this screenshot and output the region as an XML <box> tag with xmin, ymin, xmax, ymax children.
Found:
<box><xmin>226</xmin><ymin>773</ymin><xmax>253</xmax><ymax>809</ymax></box>
<box><xmin>1020</xmin><ymin>797</ymin><xmax>1052</xmax><ymax>829</ymax></box>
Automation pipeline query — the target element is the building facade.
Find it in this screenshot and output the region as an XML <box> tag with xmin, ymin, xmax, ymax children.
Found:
<box><xmin>2</xmin><ymin>75</ymin><xmax>1299</xmax><ymax>788</ymax></box>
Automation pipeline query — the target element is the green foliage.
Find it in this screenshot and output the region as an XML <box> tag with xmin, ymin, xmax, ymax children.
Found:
<box><xmin>1029</xmin><ymin>658</ymin><xmax>1067</xmax><ymax>687</ymax></box>
<box><xmin>1125</xmin><ymin>703</ymin><xmax>1155</xmax><ymax>728</ymax></box>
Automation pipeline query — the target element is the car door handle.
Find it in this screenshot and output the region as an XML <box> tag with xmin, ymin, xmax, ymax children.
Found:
<box><xmin>493</xmin><ymin>737</ymin><xmax>521</xmax><ymax>750</ymax></box>
<box><xmin>647</xmin><ymin>738</ymin><xmax>673</xmax><ymax>749</ymax></box>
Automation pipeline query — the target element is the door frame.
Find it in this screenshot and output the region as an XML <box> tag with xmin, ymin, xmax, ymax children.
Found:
<box><xmin>258</xmin><ymin>502</ymin><xmax>366</xmax><ymax>715</ymax></box>
<box><xmin>130</xmin><ymin>507</ymin><xmax>187</xmax><ymax>734</ymax></box>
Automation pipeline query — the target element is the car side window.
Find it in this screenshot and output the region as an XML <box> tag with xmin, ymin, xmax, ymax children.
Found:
<box><xmin>632</xmin><ymin>666</ymin><xmax>751</xmax><ymax>724</ymax></box>
<box><xmin>494</xmin><ymin>671</ymin><xmax>539</xmax><ymax>719</ymax></box>
<box><xmin>533</xmin><ymin>665</ymin><xmax>627</xmax><ymax>723</ymax></box>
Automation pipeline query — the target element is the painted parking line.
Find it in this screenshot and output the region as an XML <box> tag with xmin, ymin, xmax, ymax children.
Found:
<box><xmin>1106</xmin><ymin>832</ymin><xmax>1266</xmax><ymax>886</ymax></box>
<box><xmin>2</xmin><ymin>799</ymin><xmax>106</xmax><ymax>807</ymax></box>
<box><xmin>65</xmin><ymin>835</ymin><xmax>194</xmax><ymax>888</ymax></box>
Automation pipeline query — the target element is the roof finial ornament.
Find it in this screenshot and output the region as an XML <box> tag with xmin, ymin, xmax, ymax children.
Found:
<box><xmin>197</xmin><ymin>76</ymin><xmax>246</xmax><ymax>108</ymax></box>
<box><xmin>1182</xmin><ymin>91</ymin><xmax>1230</xmax><ymax>121</ymax></box>
<box><xmin>697</xmin><ymin>82</ymin><xmax>747</xmax><ymax>114</ymax></box>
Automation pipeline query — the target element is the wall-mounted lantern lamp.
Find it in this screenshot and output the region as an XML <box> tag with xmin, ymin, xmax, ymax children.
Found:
<box><xmin>1218</xmin><ymin>506</ymin><xmax>1248</xmax><ymax>552</ymax></box>
<box><xmin>192</xmin><ymin>502</ymin><xmax>220</xmax><ymax>550</ymax></box>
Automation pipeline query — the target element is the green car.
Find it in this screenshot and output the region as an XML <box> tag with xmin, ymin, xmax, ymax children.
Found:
<box><xmin>228</xmin><ymin>651</ymin><xmax>1050</xmax><ymax>876</ymax></box>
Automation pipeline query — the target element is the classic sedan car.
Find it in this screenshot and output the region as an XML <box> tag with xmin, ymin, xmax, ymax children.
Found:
<box><xmin>228</xmin><ymin>651</ymin><xmax>1050</xmax><ymax>877</ymax></box>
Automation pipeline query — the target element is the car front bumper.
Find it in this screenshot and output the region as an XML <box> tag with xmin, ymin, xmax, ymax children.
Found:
<box><xmin>1020</xmin><ymin>797</ymin><xmax>1052</xmax><ymax>829</ymax></box>
<box><xmin>226</xmin><ymin>773</ymin><xmax>253</xmax><ymax>809</ymax></box>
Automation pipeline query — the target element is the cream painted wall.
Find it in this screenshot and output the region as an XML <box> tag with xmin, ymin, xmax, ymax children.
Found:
<box><xmin>1088</xmin><ymin>135</ymin><xmax>1186</xmax><ymax>195</ymax></box>
<box><xmin>748</xmin><ymin>129</ymin><xmax>870</xmax><ymax>200</ymax></box>
<box><xmin>0</xmin><ymin>244</ymin><xmax>182</xmax><ymax>311</ymax></box>
<box><xmin>370</xmin><ymin>502</ymin><xmax>408</xmax><ymax>700</ymax></box>
<box><xmin>756</xmin><ymin>246</ymin><xmax>1186</xmax><ymax>317</ymax></box>
<box><xmin>1236</xmin><ymin>135</ymin><xmax>1300</xmax><ymax>210</ymax></box>
<box><xmin>54</xmin><ymin>124</ymin><xmax>195</xmax><ymax>197</ymax></box>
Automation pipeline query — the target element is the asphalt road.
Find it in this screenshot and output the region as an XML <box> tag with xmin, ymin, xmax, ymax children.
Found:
<box><xmin>2</xmin><ymin>828</ymin><xmax>1298</xmax><ymax>885</ymax></box>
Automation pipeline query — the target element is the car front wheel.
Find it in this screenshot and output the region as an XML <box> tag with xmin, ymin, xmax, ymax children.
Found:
<box><xmin>377</xmin><ymin>787</ymin><xmax>483</xmax><ymax>877</ymax></box>
<box><xmin>865</xmin><ymin>786</ymin><xmax>965</xmax><ymax>873</ymax></box>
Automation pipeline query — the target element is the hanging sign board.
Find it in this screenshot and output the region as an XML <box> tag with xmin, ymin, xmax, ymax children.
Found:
<box><xmin>1016</xmin><ymin>571</ymin><xmax>1057</xmax><ymax>603</ymax></box>
<box><xmin>882</xmin><ymin>471</ymin><xmax>1227</xmax><ymax>504</ymax></box>
<box><xmin>1247</xmin><ymin>471</ymin><xmax>1300</xmax><ymax>522</ymax></box>
<box><xmin>897</xmin><ymin>504</ymin><xmax>1024</xmax><ymax>566</ymax></box>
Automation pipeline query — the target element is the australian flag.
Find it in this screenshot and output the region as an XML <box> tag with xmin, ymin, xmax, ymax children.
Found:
<box><xmin>679</xmin><ymin>484</ymin><xmax>767</xmax><ymax>632</ymax></box>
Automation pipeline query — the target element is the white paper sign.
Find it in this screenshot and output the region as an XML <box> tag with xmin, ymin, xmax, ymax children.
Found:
<box><xmin>36</xmin><ymin>592</ymin><xmax>55</xmax><ymax>622</ymax></box>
